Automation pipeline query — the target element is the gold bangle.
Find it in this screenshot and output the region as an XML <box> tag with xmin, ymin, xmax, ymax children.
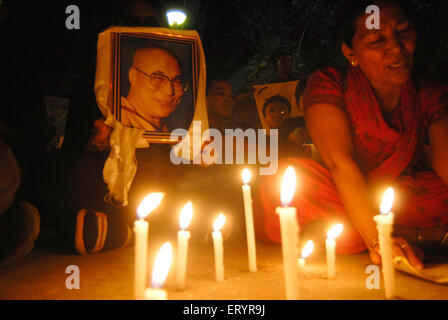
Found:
<box><xmin>368</xmin><ymin>238</ymin><xmax>379</xmax><ymax>251</ymax></box>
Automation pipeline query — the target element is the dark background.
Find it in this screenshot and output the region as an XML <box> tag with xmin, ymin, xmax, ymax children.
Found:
<box><xmin>0</xmin><ymin>0</ymin><xmax>447</xmax><ymax>222</ymax></box>
<box><xmin>2</xmin><ymin>0</ymin><xmax>447</xmax><ymax>98</ymax></box>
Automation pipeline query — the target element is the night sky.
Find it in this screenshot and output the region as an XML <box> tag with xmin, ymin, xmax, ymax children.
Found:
<box><xmin>1</xmin><ymin>0</ymin><xmax>447</xmax><ymax>97</ymax></box>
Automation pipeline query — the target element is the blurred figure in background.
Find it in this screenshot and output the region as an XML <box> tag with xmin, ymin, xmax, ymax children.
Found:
<box><xmin>206</xmin><ymin>79</ymin><xmax>235</xmax><ymax>132</ymax></box>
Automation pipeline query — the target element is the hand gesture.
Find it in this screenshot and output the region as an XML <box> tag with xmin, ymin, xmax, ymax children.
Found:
<box><xmin>369</xmin><ymin>237</ymin><xmax>424</xmax><ymax>270</ymax></box>
<box><xmin>86</xmin><ymin>118</ymin><xmax>112</xmax><ymax>152</ymax></box>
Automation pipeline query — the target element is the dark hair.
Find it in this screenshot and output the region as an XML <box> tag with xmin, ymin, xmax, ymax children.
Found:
<box><xmin>262</xmin><ymin>95</ymin><xmax>292</xmax><ymax>118</ymax></box>
<box><xmin>335</xmin><ymin>0</ymin><xmax>415</xmax><ymax>47</ymax></box>
<box><xmin>122</xmin><ymin>0</ymin><xmax>162</xmax><ymax>13</ymax></box>
<box><xmin>206</xmin><ymin>79</ymin><xmax>230</xmax><ymax>96</ymax></box>
<box><xmin>116</xmin><ymin>0</ymin><xmax>163</xmax><ymax>27</ymax></box>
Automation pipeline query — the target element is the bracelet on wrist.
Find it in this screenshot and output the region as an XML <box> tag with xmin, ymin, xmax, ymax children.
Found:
<box><xmin>368</xmin><ymin>238</ymin><xmax>379</xmax><ymax>251</ymax></box>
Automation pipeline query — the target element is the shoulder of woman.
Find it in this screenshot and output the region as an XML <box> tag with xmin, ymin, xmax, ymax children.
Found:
<box><xmin>414</xmin><ymin>77</ymin><xmax>448</xmax><ymax>107</ymax></box>
<box><xmin>306</xmin><ymin>67</ymin><xmax>345</xmax><ymax>88</ymax></box>
<box><xmin>301</xmin><ymin>67</ymin><xmax>347</xmax><ymax>111</ymax></box>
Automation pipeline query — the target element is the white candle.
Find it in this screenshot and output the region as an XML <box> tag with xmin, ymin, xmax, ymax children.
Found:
<box><xmin>134</xmin><ymin>192</ymin><xmax>164</xmax><ymax>300</ymax></box>
<box><xmin>144</xmin><ymin>287</ymin><xmax>167</xmax><ymax>300</ymax></box>
<box><xmin>212</xmin><ymin>213</ymin><xmax>226</xmax><ymax>282</ymax></box>
<box><xmin>275</xmin><ymin>166</ymin><xmax>300</xmax><ymax>300</ymax></box>
<box><xmin>242</xmin><ymin>169</ymin><xmax>257</xmax><ymax>272</ymax></box>
<box><xmin>145</xmin><ymin>242</ymin><xmax>172</xmax><ymax>300</ymax></box>
<box><xmin>374</xmin><ymin>187</ymin><xmax>395</xmax><ymax>299</ymax></box>
<box><xmin>298</xmin><ymin>240</ymin><xmax>314</xmax><ymax>270</ymax></box>
<box><xmin>326</xmin><ymin>224</ymin><xmax>343</xmax><ymax>279</ymax></box>
<box><xmin>176</xmin><ymin>201</ymin><xmax>192</xmax><ymax>290</ymax></box>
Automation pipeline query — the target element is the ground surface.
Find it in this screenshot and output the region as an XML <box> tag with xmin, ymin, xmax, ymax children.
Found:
<box><xmin>2</xmin><ymin>160</ymin><xmax>448</xmax><ymax>300</ymax></box>
<box><xmin>2</xmin><ymin>229</ymin><xmax>448</xmax><ymax>300</ymax></box>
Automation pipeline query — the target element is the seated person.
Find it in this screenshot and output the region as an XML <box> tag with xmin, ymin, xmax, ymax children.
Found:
<box><xmin>262</xmin><ymin>94</ymin><xmax>291</xmax><ymax>130</ymax></box>
<box><xmin>0</xmin><ymin>137</ymin><xmax>40</xmax><ymax>267</ymax></box>
<box><xmin>206</xmin><ymin>79</ymin><xmax>235</xmax><ymax>131</ymax></box>
<box><xmin>262</xmin><ymin>94</ymin><xmax>310</xmax><ymax>157</ymax></box>
<box><xmin>254</xmin><ymin>0</ymin><xmax>448</xmax><ymax>269</ymax></box>
<box><xmin>42</xmin><ymin>0</ymin><xmax>167</xmax><ymax>255</ymax></box>
<box><xmin>278</xmin><ymin>117</ymin><xmax>309</xmax><ymax>158</ymax></box>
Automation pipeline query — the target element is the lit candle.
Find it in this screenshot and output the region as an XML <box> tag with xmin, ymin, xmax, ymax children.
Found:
<box><xmin>134</xmin><ymin>192</ymin><xmax>164</xmax><ymax>300</ymax></box>
<box><xmin>326</xmin><ymin>224</ymin><xmax>343</xmax><ymax>279</ymax></box>
<box><xmin>242</xmin><ymin>169</ymin><xmax>257</xmax><ymax>272</ymax></box>
<box><xmin>298</xmin><ymin>240</ymin><xmax>314</xmax><ymax>270</ymax></box>
<box><xmin>275</xmin><ymin>166</ymin><xmax>300</xmax><ymax>300</ymax></box>
<box><xmin>374</xmin><ymin>187</ymin><xmax>395</xmax><ymax>299</ymax></box>
<box><xmin>176</xmin><ymin>201</ymin><xmax>192</xmax><ymax>290</ymax></box>
<box><xmin>212</xmin><ymin>213</ymin><xmax>226</xmax><ymax>282</ymax></box>
<box><xmin>145</xmin><ymin>242</ymin><xmax>172</xmax><ymax>300</ymax></box>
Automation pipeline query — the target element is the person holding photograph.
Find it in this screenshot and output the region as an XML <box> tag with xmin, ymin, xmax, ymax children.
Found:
<box><xmin>41</xmin><ymin>1</ymin><xmax>167</xmax><ymax>255</ymax></box>
<box><xmin>121</xmin><ymin>47</ymin><xmax>187</xmax><ymax>131</ymax></box>
<box><xmin>262</xmin><ymin>94</ymin><xmax>291</xmax><ymax>130</ymax></box>
<box><xmin>62</xmin><ymin>0</ymin><xmax>164</xmax><ymax>154</ymax></box>
<box><xmin>255</xmin><ymin>0</ymin><xmax>448</xmax><ymax>268</ymax></box>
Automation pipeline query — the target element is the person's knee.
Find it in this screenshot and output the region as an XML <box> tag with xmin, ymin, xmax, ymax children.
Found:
<box><xmin>0</xmin><ymin>139</ymin><xmax>21</xmax><ymax>214</ymax></box>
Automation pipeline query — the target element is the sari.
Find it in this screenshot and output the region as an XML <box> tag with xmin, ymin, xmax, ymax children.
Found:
<box><xmin>254</xmin><ymin>67</ymin><xmax>448</xmax><ymax>254</ymax></box>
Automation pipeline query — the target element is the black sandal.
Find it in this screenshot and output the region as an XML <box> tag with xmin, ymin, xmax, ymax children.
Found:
<box><xmin>75</xmin><ymin>209</ymin><xmax>132</xmax><ymax>255</ymax></box>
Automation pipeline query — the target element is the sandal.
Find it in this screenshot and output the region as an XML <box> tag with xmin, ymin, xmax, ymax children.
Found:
<box><xmin>75</xmin><ymin>209</ymin><xmax>133</xmax><ymax>254</ymax></box>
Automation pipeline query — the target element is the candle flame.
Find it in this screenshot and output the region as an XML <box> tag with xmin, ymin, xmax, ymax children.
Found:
<box><xmin>301</xmin><ymin>240</ymin><xmax>314</xmax><ymax>259</ymax></box>
<box><xmin>137</xmin><ymin>193</ymin><xmax>164</xmax><ymax>219</ymax></box>
<box><xmin>213</xmin><ymin>213</ymin><xmax>226</xmax><ymax>231</ymax></box>
<box><xmin>242</xmin><ymin>169</ymin><xmax>252</xmax><ymax>184</ymax></box>
<box><xmin>380</xmin><ymin>187</ymin><xmax>394</xmax><ymax>215</ymax></box>
<box><xmin>327</xmin><ymin>224</ymin><xmax>343</xmax><ymax>239</ymax></box>
<box><xmin>179</xmin><ymin>201</ymin><xmax>193</xmax><ymax>230</ymax></box>
<box><xmin>151</xmin><ymin>242</ymin><xmax>172</xmax><ymax>288</ymax></box>
<box><xmin>280</xmin><ymin>166</ymin><xmax>296</xmax><ymax>206</ymax></box>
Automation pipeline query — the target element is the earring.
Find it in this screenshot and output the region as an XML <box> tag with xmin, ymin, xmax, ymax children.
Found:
<box><xmin>351</xmin><ymin>61</ymin><xmax>356</xmax><ymax>66</ymax></box>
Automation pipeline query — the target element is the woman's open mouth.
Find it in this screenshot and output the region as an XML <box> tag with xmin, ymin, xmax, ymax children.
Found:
<box><xmin>388</xmin><ymin>61</ymin><xmax>407</xmax><ymax>69</ymax></box>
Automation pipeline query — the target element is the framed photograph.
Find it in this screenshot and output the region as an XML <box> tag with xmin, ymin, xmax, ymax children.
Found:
<box><xmin>253</xmin><ymin>80</ymin><xmax>303</xmax><ymax>134</ymax></box>
<box><xmin>110</xmin><ymin>30</ymin><xmax>201</xmax><ymax>143</ymax></box>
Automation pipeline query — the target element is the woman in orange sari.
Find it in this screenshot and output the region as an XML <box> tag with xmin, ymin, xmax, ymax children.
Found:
<box><xmin>254</xmin><ymin>0</ymin><xmax>448</xmax><ymax>268</ymax></box>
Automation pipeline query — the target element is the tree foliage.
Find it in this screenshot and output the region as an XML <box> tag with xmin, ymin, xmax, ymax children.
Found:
<box><xmin>200</xmin><ymin>0</ymin><xmax>448</xmax><ymax>92</ymax></box>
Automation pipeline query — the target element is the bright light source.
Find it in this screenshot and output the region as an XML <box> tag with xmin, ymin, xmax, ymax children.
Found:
<box><xmin>301</xmin><ymin>240</ymin><xmax>314</xmax><ymax>259</ymax></box>
<box><xmin>280</xmin><ymin>166</ymin><xmax>296</xmax><ymax>207</ymax></box>
<box><xmin>137</xmin><ymin>193</ymin><xmax>164</xmax><ymax>219</ymax></box>
<box><xmin>242</xmin><ymin>169</ymin><xmax>251</xmax><ymax>184</ymax></box>
<box><xmin>179</xmin><ymin>201</ymin><xmax>193</xmax><ymax>230</ymax></box>
<box><xmin>213</xmin><ymin>213</ymin><xmax>226</xmax><ymax>231</ymax></box>
<box><xmin>166</xmin><ymin>10</ymin><xmax>187</xmax><ymax>26</ymax></box>
<box><xmin>151</xmin><ymin>242</ymin><xmax>173</xmax><ymax>288</ymax></box>
<box><xmin>380</xmin><ymin>187</ymin><xmax>394</xmax><ymax>215</ymax></box>
<box><xmin>327</xmin><ymin>224</ymin><xmax>343</xmax><ymax>240</ymax></box>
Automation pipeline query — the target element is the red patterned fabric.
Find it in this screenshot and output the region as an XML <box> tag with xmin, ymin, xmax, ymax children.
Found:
<box><xmin>254</xmin><ymin>67</ymin><xmax>448</xmax><ymax>254</ymax></box>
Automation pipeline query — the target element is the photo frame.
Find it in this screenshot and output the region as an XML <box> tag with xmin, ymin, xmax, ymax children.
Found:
<box><xmin>253</xmin><ymin>80</ymin><xmax>303</xmax><ymax>134</ymax></box>
<box><xmin>107</xmin><ymin>29</ymin><xmax>202</xmax><ymax>143</ymax></box>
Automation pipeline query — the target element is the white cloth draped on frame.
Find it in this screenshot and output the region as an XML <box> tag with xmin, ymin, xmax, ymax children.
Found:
<box><xmin>95</xmin><ymin>27</ymin><xmax>208</xmax><ymax>206</ymax></box>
